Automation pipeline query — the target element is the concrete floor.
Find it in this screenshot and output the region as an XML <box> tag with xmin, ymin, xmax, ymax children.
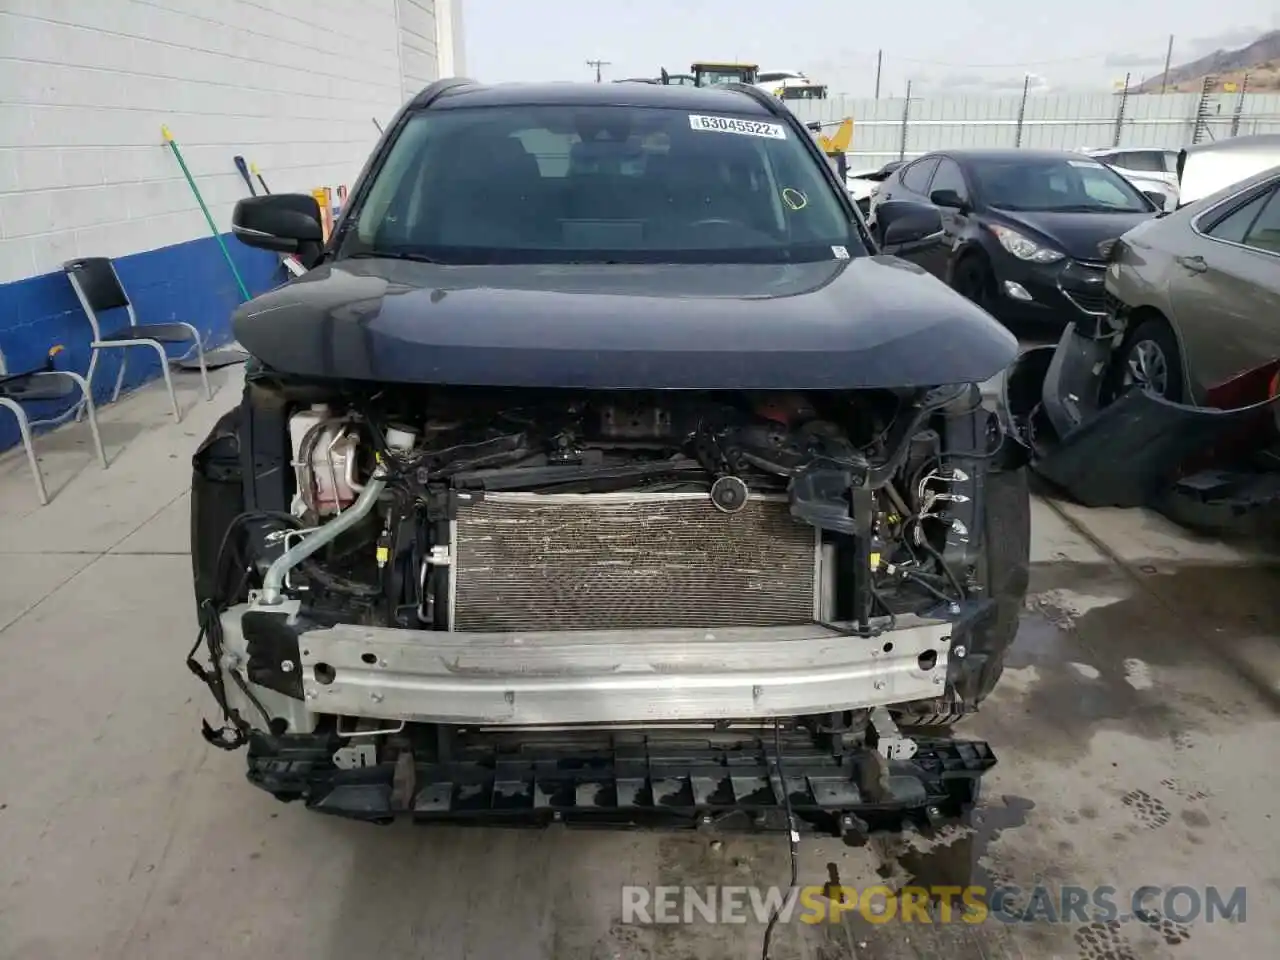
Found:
<box><xmin>2</xmin><ymin>365</ymin><xmax>1278</xmax><ymax>960</ymax></box>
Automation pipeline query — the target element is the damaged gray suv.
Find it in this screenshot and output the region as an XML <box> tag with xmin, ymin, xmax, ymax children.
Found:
<box><xmin>188</xmin><ymin>79</ymin><xmax>1029</xmax><ymax>835</ymax></box>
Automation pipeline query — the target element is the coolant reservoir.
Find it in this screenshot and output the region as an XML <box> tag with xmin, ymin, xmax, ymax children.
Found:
<box><xmin>289</xmin><ymin>404</ymin><xmax>358</xmax><ymax>516</ymax></box>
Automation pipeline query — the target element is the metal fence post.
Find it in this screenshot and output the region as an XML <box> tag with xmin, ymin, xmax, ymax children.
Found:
<box><xmin>1112</xmin><ymin>73</ymin><xmax>1130</xmax><ymax>147</ymax></box>
<box><xmin>1014</xmin><ymin>74</ymin><xmax>1030</xmax><ymax>147</ymax></box>
<box><xmin>1191</xmin><ymin>75</ymin><xmax>1215</xmax><ymax>144</ymax></box>
<box><xmin>898</xmin><ymin>80</ymin><xmax>912</xmax><ymax>161</ymax></box>
<box><xmin>1229</xmin><ymin>74</ymin><xmax>1250</xmax><ymax>138</ymax></box>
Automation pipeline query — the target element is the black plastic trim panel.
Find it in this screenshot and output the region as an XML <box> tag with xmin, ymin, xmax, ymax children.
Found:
<box><xmin>246</xmin><ymin>731</ymin><xmax>996</xmax><ymax>833</ymax></box>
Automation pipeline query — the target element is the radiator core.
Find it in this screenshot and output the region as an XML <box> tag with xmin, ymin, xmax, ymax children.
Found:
<box><xmin>450</xmin><ymin>491</ymin><xmax>820</xmax><ymax>632</ymax></box>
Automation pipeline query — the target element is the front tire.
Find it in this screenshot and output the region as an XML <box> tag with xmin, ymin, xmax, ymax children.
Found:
<box><xmin>1105</xmin><ymin>317</ymin><xmax>1185</xmax><ymax>403</ymax></box>
<box><xmin>951</xmin><ymin>253</ymin><xmax>996</xmax><ymax>313</ymax></box>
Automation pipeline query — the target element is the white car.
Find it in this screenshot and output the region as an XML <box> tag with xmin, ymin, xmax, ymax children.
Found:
<box><xmin>846</xmin><ymin>161</ymin><xmax>903</xmax><ymax>215</ymax></box>
<box><xmin>1081</xmin><ymin>147</ymin><xmax>1180</xmax><ymax>211</ymax></box>
<box><xmin>1175</xmin><ymin>134</ymin><xmax>1280</xmax><ymax>206</ymax></box>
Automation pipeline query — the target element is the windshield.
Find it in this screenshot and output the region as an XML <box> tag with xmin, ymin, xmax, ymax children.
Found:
<box><xmin>342</xmin><ymin>104</ymin><xmax>859</xmax><ymax>265</ymax></box>
<box><xmin>778</xmin><ymin>85</ymin><xmax>828</xmax><ymax>101</ymax></box>
<box><xmin>698</xmin><ymin>68</ymin><xmax>755</xmax><ymax>86</ymax></box>
<box><xmin>969</xmin><ymin>156</ymin><xmax>1152</xmax><ymax>213</ymax></box>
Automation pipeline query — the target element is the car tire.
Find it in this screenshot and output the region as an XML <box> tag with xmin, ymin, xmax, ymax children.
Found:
<box><xmin>896</xmin><ymin>466</ymin><xmax>1031</xmax><ymax>728</ymax></box>
<box><xmin>950</xmin><ymin>253</ymin><xmax>994</xmax><ymax>311</ymax></box>
<box><xmin>1105</xmin><ymin>317</ymin><xmax>1185</xmax><ymax>403</ymax></box>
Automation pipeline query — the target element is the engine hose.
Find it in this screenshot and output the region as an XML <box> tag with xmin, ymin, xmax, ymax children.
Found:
<box><xmin>260</xmin><ymin>471</ymin><xmax>388</xmax><ymax>605</ymax></box>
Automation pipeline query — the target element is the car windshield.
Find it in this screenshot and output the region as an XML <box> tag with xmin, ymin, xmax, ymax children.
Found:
<box><xmin>969</xmin><ymin>156</ymin><xmax>1152</xmax><ymax>213</ymax></box>
<box><xmin>341</xmin><ymin>103</ymin><xmax>859</xmax><ymax>265</ymax></box>
<box><xmin>698</xmin><ymin>68</ymin><xmax>753</xmax><ymax>86</ymax></box>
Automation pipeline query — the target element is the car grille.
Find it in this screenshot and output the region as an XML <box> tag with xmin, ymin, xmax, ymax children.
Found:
<box><xmin>1059</xmin><ymin>260</ymin><xmax>1109</xmax><ymax>316</ymax></box>
<box><xmin>450</xmin><ymin>492</ymin><xmax>820</xmax><ymax>632</ymax></box>
<box><xmin>1062</xmin><ymin>288</ymin><xmax>1109</xmax><ymax>315</ymax></box>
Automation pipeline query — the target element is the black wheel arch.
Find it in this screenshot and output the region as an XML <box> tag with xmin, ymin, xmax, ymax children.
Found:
<box><xmin>944</xmin><ymin>239</ymin><xmax>994</xmax><ymax>289</ymax></box>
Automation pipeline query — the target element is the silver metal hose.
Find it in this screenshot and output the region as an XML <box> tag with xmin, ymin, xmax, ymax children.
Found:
<box><xmin>259</xmin><ymin>471</ymin><xmax>388</xmax><ymax>606</ymax></box>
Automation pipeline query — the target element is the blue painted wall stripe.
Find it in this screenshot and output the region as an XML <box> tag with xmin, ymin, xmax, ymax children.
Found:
<box><xmin>0</xmin><ymin>236</ymin><xmax>281</xmax><ymax>454</ymax></box>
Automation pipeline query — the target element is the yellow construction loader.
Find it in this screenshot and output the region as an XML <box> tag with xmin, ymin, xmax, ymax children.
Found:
<box><xmin>808</xmin><ymin>117</ymin><xmax>854</xmax><ymax>181</ymax></box>
<box><xmin>660</xmin><ymin>62</ymin><xmax>760</xmax><ymax>87</ymax></box>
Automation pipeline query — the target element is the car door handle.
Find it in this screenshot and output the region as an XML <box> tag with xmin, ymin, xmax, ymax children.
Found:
<box><xmin>1176</xmin><ymin>255</ymin><xmax>1207</xmax><ymax>274</ymax></box>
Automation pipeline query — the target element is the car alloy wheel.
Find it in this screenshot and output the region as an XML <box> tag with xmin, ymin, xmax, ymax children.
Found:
<box><xmin>1123</xmin><ymin>339</ymin><xmax>1170</xmax><ymax>396</ymax></box>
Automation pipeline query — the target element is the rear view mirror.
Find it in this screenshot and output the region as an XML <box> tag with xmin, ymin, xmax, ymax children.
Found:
<box><xmin>232</xmin><ymin>194</ymin><xmax>325</xmax><ymax>266</ymax></box>
<box><xmin>876</xmin><ymin>200</ymin><xmax>944</xmax><ymax>255</ymax></box>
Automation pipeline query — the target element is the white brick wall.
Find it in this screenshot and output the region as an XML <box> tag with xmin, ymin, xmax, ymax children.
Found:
<box><xmin>396</xmin><ymin>0</ymin><xmax>440</xmax><ymax>101</ymax></box>
<box><xmin>0</xmin><ymin>0</ymin><xmax>464</xmax><ymax>284</ymax></box>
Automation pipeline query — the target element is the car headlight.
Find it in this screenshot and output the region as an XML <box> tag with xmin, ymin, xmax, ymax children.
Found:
<box><xmin>989</xmin><ymin>225</ymin><xmax>1065</xmax><ymax>264</ymax></box>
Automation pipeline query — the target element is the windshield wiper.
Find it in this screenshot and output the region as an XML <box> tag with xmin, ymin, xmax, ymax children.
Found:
<box><xmin>345</xmin><ymin>250</ymin><xmax>440</xmax><ymax>264</ymax></box>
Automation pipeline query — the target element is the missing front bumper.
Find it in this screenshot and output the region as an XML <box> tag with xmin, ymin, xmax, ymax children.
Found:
<box><xmin>246</xmin><ymin>728</ymin><xmax>995</xmax><ymax>832</ymax></box>
<box><xmin>230</xmin><ymin>609</ymin><xmax>956</xmax><ymax>726</ymax></box>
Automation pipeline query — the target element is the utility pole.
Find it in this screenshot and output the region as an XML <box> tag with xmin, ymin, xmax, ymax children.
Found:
<box><xmin>874</xmin><ymin>50</ymin><xmax>883</xmax><ymax>99</ymax></box>
<box><xmin>1160</xmin><ymin>35</ymin><xmax>1174</xmax><ymax>93</ymax></box>
<box><xmin>586</xmin><ymin>59</ymin><xmax>611</xmax><ymax>83</ymax></box>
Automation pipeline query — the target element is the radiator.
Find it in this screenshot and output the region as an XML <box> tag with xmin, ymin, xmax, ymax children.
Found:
<box><xmin>450</xmin><ymin>491</ymin><xmax>821</xmax><ymax>632</ymax></box>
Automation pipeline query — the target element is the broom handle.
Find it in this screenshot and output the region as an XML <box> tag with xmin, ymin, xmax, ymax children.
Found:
<box><xmin>161</xmin><ymin>125</ymin><xmax>251</xmax><ymax>302</ymax></box>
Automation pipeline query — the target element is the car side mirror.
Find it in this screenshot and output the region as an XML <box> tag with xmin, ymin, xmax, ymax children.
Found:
<box><xmin>1142</xmin><ymin>190</ymin><xmax>1167</xmax><ymax>209</ymax></box>
<box><xmin>232</xmin><ymin>194</ymin><xmax>325</xmax><ymax>267</ymax></box>
<box><xmin>930</xmin><ymin>188</ymin><xmax>968</xmax><ymax>210</ymax></box>
<box><xmin>876</xmin><ymin>200</ymin><xmax>944</xmax><ymax>255</ymax></box>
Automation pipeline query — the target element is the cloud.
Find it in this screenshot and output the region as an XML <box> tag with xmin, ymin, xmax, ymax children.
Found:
<box><xmin>1183</xmin><ymin>26</ymin><xmax>1265</xmax><ymax>57</ymax></box>
<box><xmin>1104</xmin><ymin>52</ymin><xmax>1167</xmax><ymax>68</ymax></box>
<box><xmin>917</xmin><ymin>72</ymin><xmax>1050</xmax><ymax>94</ymax></box>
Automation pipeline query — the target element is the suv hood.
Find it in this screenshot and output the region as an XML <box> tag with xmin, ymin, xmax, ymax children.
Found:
<box><xmin>994</xmin><ymin>209</ymin><xmax>1157</xmax><ymax>261</ymax></box>
<box><xmin>232</xmin><ymin>257</ymin><xmax>1018</xmax><ymax>390</ymax></box>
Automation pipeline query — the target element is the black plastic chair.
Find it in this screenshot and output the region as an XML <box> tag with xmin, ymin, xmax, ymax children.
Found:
<box><xmin>63</xmin><ymin>257</ymin><xmax>211</xmax><ymax>423</ymax></box>
<box><xmin>0</xmin><ymin>345</ymin><xmax>107</xmax><ymax>505</ymax></box>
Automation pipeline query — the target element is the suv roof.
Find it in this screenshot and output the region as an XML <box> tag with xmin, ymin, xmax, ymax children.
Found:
<box><xmin>415</xmin><ymin>80</ymin><xmax>778</xmax><ymax>115</ymax></box>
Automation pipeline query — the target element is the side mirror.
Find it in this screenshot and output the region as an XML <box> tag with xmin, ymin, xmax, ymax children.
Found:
<box><xmin>930</xmin><ymin>188</ymin><xmax>967</xmax><ymax>210</ymax></box>
<box><xmin>876</xmin><ymin>199</ymin><xmax>944</xmax><ymax>255</ymax></box>
<box><xmin>232</xmin><ymin>194</ymin><xmax>325</xmax><ymax>266</ymax></box>
<box><xmin>1143</xmin><ymin>190</ymin><xmax>1167</xmax><ymax>209</ymax></box>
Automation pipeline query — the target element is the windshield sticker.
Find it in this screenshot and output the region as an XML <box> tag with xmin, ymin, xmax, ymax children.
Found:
<box><xmin>688</xmin><ymin>114</ymin><xmax>787</xmax><ymax>139</ymax></box>
<box><xmin>832</xmin><ymin>245</ymin><xmax>850</xmax><ymax>260</ymax></box>
<box><xmin>781</xmin><ymin>187</ymin><xmax>808</xmax><ymax>210</ymax></box>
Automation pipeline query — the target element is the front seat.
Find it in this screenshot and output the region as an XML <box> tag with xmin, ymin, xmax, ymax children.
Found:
<box><xmin>430</xmin><ymin>137</ymin><xmax>547</xmax><ymax>246</ymax></box>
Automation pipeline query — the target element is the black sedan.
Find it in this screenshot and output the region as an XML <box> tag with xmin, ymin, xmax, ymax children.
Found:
<box><xmin>874</xmin><ymin>148</ymin><xmax>1162</xmax><ymax>326</ymax></box>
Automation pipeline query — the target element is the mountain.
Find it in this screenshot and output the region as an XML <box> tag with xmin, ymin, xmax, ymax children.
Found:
<box><xmin>1136</xmin><ymin>30</ymin><xmax>1280</xmax><ymax>93</ymax></box>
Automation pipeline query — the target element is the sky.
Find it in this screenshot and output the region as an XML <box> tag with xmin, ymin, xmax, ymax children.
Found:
<box><xmin>461</xmin><ymin>0</ymin><xmax>1280</xmax><ymax>97</ymax></box>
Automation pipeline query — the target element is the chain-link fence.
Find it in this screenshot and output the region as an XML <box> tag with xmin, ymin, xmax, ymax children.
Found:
<box><xmin>790</xmin><ymin>88</ymin><xmax>1280</xmax><ymax>171</ymax></box>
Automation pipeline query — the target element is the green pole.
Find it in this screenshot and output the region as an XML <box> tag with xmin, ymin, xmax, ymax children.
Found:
<box><xmin>161</xmin><ymin>124</ymin><xmax>252</xmax><ymax>302</ymax></box>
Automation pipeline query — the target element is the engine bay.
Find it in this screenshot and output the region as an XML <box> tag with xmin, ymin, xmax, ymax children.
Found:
<box><xmin>232</xmin><ymin>383</ymin><xmax>991</xmax><ymax>635</ymax></box>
